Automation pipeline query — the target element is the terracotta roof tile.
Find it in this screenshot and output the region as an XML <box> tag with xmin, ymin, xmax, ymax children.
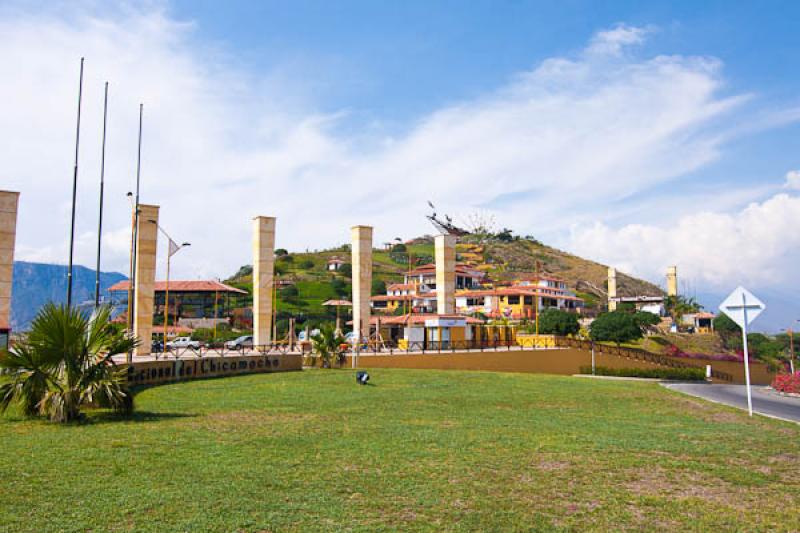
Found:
<box><xmin>108</xmin><ymin>280</ymin><xmax>247</xmax><ymax>294</ymax></box>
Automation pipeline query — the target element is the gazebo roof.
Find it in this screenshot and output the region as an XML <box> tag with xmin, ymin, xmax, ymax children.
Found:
<box><xmin>323</xmin><ymin>299</ymin><xmax>353</xmax><ymax>306</ymax></box>
<box><xmin>108</xmin><ymin>280</ymin><xmax>247</xmax><ymax>295</ymax></box>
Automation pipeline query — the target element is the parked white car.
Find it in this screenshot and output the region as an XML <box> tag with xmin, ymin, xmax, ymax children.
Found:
<box><xmin>224</xmin><ymin>335</ymin><xmax>253</xmax><ymax>350</ymax></box>
<box><xmin>166</xmin><ymin>337</ymin><xmax>201</xmax><ymax>350</ymax></box>
<box><xmin>297</xmin><ymin>329</ymin><xmax>320</xmax><ymax>341</ymax></box>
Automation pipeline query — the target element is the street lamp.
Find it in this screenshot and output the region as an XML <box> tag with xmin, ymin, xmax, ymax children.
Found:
<box><xmin>148</xmin><ymin>220</ymin><xmax>190</xmax><ymax>351</ymax></box>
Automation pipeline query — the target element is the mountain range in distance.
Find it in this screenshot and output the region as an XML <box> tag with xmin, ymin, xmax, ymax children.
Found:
<box><xmin>10</xmin><ymin>261</ymin><xmax>127</xmax><ymax>330</ymax></box>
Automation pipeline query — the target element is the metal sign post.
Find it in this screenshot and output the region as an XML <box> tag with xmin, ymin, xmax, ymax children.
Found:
<box><xmin>719</xmin><ymin>286</ymin><xmax>766</xmax><ymax>417</ymax></box>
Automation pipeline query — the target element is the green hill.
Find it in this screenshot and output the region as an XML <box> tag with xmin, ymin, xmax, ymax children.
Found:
<box><xmin>224</xmin><ymin>233</ymin><xmax>664</xmax><ymax>329</ymax></box>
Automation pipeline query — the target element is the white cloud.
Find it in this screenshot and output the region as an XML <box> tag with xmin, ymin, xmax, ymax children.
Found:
<box><xmin>785</xmin><ymin>170</ymin><xmax>800</xmax><ymax>190</ymax></box>
<box><xmin>586</xmin><ymin>24</ymin><xmax>652</xmax><ymax>56</ymax></box>
<box><xmin>0</xmin><ymin>4</ymin><xmax>796</xmax><ymax>295</ymax></box>
<box><xmin>568</xmin><ymin>193</ymin><xmax>800</xmax><ymax>290</ymax></box>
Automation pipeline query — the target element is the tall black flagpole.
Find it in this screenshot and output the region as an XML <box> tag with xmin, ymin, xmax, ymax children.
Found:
<box><xmin>94</xmin><ymin>81</ymin><xmax>108</xmax><ymax>308</ymax></box>
<box><xmin>67</xmin><ymin>57</ymin><xmax>84</xmax><ymax>308</ymax></box>
<box><xmin>128</xmin><ymin>103</ymin><xmax>143</xmax><ymax>334</ymax></box>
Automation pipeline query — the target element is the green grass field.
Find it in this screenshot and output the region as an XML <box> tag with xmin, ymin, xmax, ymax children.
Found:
<box><xmin>2</xmin><ymin>369</ymin><xmax>799</xmax><ymax>531</ymax></box>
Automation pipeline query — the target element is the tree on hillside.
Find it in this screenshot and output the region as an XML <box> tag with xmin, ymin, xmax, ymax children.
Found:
<box><xmin>0</xmin><ymin>304</ymin><xmax>137</xmax><ymax>423</ymax></box>
<box><xmin>330</xmin><ymin>278</ymin><xmax>349</xmax><ymax>298</ymax></box>
<box><xmin>232</xmin><ymin>265</ymin><xmax>252</xmax><ymax>279</ymax></box>
<box><xmin>633</xmin><ymin>311</ymin><xmax>660</xmax><ymax>332</ymax></box>
<box><xmin>590</xmin><ymin>311</ymin><xmax>643</xmax><ymax>345</ymax></box>
<box><xmin>280</xmin><ymin>285</ymin><xmax>299</xmax><ymax>300</ymax></box>
<box><xmin>496</xmin><ymin>228</ymin><xmax>514</xmax><ymax>242</ymax></box>
<box><xmin>275</xmin><ymin>248</ymin><xmax>288</xmax><ymax>256</ymax></box>
<box><xmin>339</xmin><ymin>263</ymin><xmax>352</xmax><ymax>278</ymax></box>
<box><xmin>372</xmin><ymin>279</ymin><xmax>386</xmax><ymax>295</ymax></box>
<box><xmin>537</xmin><ymin>309</ymin><xmax>579</xmax><ymax>336</ymax></box>
<box><xmin>298</xmin><ymin>259</ymin><xmax>314</xmax><ymax>270</ymax></box>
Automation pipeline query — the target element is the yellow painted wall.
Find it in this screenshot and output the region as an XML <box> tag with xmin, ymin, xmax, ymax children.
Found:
<box><xmin>344</xmin><ymin>349</ymin><xmax>775</xmax><ymax>385</ymax></box>
<box><xmin>345</xmin><ymin>349</ymin><xmax>672</xmax><ymax>376</ymax></box>
<box><xmin>516</xmin><ymin>334</ymin><xmax>556</xmax><ymax>348</ymax></box>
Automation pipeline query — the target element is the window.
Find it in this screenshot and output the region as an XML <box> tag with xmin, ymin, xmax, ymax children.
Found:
<box><xmin>507</xmin><ymin>295</ymin><xmax>520</xmax><ymax>305</ymax></box>
<box><xmin>524</xmin><ymin>296</ymin><xmax>533</xmax><ymax>305</ymax></box>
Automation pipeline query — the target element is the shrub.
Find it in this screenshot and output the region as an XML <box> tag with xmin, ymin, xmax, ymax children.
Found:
<box><xmin>339</xmin><ymin>263</ymin><xmax>352</xmax><ymax>278</ymax></box>
<box><xmin>580</xmin><ymin>366</ymin><xmax>706</xmax><ymax>381</ymax></box>
<box><xmin>280</xmin><ymin>285</ymin><xmax>299</xmax><ymax>298</ymax></box>
<box><xmin>772</xmin><ymin>373</ymin><xmax>800</xmax><ymax>394</ymax></box>
<box><xmin>330</xmin><ymin>278</ymin><xmax>348</xmax><ymax>297</ymax></box>
<box><xmin>590</xmin><ymin>311</ymin><xmax>643</xmax><ymax>345</ymax></box>
<box><xmin>714</xmin><ymin>313</ymin><xmax>741</xmax><ymax>350</ymax></box>
<box><xmin>298</xmin><ymin>259</ymin><xmax>314</xmax><ymax>270</ymax></box>
<box><xmin>536</xmin><ymin>308</ymin><xmax>579</xmax><ymax>336</ymax></box>
<box><xmin>633</xmin><ymin>311</ymin><xmax>660</xmax><ymax>330</ymax></box>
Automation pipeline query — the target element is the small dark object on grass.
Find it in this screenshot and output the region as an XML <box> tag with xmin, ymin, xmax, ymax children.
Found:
<box><xmin>356</xmin><ymin>371</ymin><xmax>370</xmax><ymax>385</ymax></box>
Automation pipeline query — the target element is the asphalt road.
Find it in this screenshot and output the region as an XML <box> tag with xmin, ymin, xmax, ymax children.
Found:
<box><xmin>663</xmin><ymin>383</ymin><xmax>800</xmax><ymax>423</ymax></box>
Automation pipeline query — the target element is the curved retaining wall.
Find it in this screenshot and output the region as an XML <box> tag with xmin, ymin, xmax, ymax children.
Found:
<box><xmin>126</xmin><ymin>354</ymin><xmax>303</xmax><ymax>386</ymax></box>
<box><xmin>345</xmin><ymin>349</ymin><xmax>774</xmax><ymax>385</ymax></box>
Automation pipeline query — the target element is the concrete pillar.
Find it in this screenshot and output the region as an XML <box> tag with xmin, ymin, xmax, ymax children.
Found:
<box><xmin>351</xmin><ymin>225</ymin><xmax>372</xmax><ymax>343</ymax></box>
<box><xmin>607</xmin><ymin>267</ymin><xmax>617</xmax><ymax>311</ymax></box>
<box><xmin>666</xmin><ymin>266</ymin><xmax>678</xmax><ymax>298</ymax></box>
<box><xmin>0</xmin><ymin>191</ymin><xmax>20</xmax><ymax>333</ymax></box>
<box><xmin>252</xmin><ymin>216</ymin><xmax>276</xmax><ymax>346</ymax></box>
<box><xmin>435</xmin><ymin>234</ymin><xmax>456</xmax><ymax>315</ymax></box>
<box><xmin>134</xmin><ymin>204</ymin><xmax>159</xmax><ymax>355</ymax></box>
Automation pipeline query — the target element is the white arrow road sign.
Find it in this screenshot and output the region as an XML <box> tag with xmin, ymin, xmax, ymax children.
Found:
<box><xmin>719</xmin><ymin>286</ymin><xmax>765</xmax><ymax>329</ymax></box>
<box><xmin>718</xmin><ymin>286</ymin><xmax>766</xmax><ymax>417</ymax></box>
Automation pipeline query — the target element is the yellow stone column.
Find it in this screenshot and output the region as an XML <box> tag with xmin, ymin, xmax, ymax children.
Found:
<box><xmin>134</xmin><ymin>204</ymin><xmax>159</xmax><ymax>355</ymax></box>
<box><xmin>666</xmin><ymin>266</ymin><xmax>678</xmax><ymax>298</ymax></box>
<box><xmin>607</xmin><ymin>267</ymin><xmax>617</xmax><ymax>311</ymax></box>
<box><xmin>351</xmin><ymin>225</ymin><xmax>373</xmax><ymax>345</ymax></box>
<box><xmin>0</xmin><ymin>191</ymin><xmax>20</xmax><ymax>333</ymax></box>
<box><xmin>435</xmin><ymin>234</ymin><xmax>456</xmax><ymax>315</ymax></box>
<box><xmin>253</xmin><ymin>216</ymin><xmax>276</xmax><ymax>346</ymax></box>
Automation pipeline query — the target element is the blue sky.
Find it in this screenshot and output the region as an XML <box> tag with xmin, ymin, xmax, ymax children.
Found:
<box><xmin>162</xmin><ymin>0</ymin><xmax>800</xmax><ymax>223</ymax></box>
<box><xmin>168</xmin><ymin>1</ymin><xmax>800</xmax><ymax>115</ymax></box>
<box><xmin>1</xmin><ymin>0</ymin><xmax>799</xmax><ymax>329</ymax></box>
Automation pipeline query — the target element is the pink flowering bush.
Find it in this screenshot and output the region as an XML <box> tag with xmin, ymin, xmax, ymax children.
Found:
<box><xmin>772</xmin><ymin>373</ymin><xmax>800</xmax><ymax>394</ymax></box>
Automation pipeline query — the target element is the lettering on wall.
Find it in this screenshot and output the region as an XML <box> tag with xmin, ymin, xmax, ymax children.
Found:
<box><xmin>127</xmin><ymin>355</ymin><xmax>298</xmax><ymax>384</ymax></box>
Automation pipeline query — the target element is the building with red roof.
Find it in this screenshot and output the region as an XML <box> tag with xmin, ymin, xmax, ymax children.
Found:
<box><xmin>108</xmin><ymin>280</ymin><xmax>248</xmax><ymax>327</ymax></box>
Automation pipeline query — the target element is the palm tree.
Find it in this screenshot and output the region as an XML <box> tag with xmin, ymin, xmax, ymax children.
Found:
<box><xmin>0</xmin><ymin>304</ymin><xmax>137</xmax><ymax>423</ymax></box>
<box><xmin>310</xmin><ymin>324</ymin><xmax>346</xmax><ymax>368</ymax></box>
<box><xmin>665</xmin><ymin>295</ymin><xmax>702</xmax><ymax>326</ymax></box>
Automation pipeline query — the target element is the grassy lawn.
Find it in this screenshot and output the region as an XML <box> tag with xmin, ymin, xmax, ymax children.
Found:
<box><xmin>2</xmin><ymin>369</ymin><xmax>799</xmax><ymax>531</ymax></box>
